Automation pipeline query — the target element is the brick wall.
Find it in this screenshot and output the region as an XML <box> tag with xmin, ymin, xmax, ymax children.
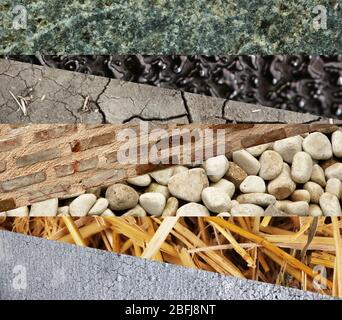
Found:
<box><xmin>0</xmin><ymin>123</ymin><xmax>335</xmax><ymax>211</ymax></box>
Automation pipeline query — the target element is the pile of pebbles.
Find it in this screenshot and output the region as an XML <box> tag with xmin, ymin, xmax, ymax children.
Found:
<box><xmin>3</xmin><ymin>130</ymin><xmax>342</xmax><ymax>218</ymax></box>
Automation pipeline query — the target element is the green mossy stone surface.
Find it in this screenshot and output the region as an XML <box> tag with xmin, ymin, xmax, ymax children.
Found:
<box><xmin>0</xmin><ymin>0</ymin><xmax>341</xmax><ymax>54</ymax></box>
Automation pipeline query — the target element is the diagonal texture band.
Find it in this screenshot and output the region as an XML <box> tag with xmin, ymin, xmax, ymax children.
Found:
<box><xmin>0</xmin><ymin>230</ymin><xmax>334</xmax><ymax>300</ymax></box>
<box><xmin>0</xmin><ymin>59</ymin><xmax>336</xmax><ymax>125</ymax></box>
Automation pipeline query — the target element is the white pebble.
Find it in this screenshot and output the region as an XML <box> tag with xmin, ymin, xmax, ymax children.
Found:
<box><xmin>236</xmin><ymin>193</ymin><xmax>276</xmax><ymax>207</ymax></box>
<box><xmin>310</xmin><ymin>164</ymin><xmax>326</xmax><ymax>187</ymax></box>
<box><xmin>325</xmin><ymin>163</ymin><xmax>342</xmax><ymax>181</ymax></box>
<box><xmin>123</xmin><ymin>205</ymin><xmax>146</xmax><ymax>217</ymax></box>
<box><xmin>146</xmin><ymin>182</ymin><xmax>170</xmax><ymax>199</ymax></box>
<box><xmin>139</xmin><ymin>192</ymin><xmax>166</xmax><ymax>216</ymax></box>
<box><xmin>245</xmin><ymin>143</ymin><xmax>271</xmax><ymax>157</ymax></box>
<box><xmin>101</xmin><ymin>209</ymin><xmax>116</xmax><ymax>217</ymax></box>
<box><xmin>201</xmin><ymin>187</ymin><xmax>232</xmax><ymax>213</ymax></box>
<box><xmin>127</xmin><ymin>174</ymin><xmax>151</xmax><ymax>187</ymax></box>
<box><xmin>150</xmin><ymin>167</ymin><xmax>174</xmax><ymax>185</ymax></box>
<box><xmin>162</xmin><ymin>197</ymin><xmax>179</xmax><ymax>216</ymax></box>
<box><xmin>303</xmin><ymin>181</ymin><xmax>324</xmax><ymax>204</ymax></box>
<box><xmin>319</xmin><ymin>192</ymin><xmax>342</xmax><ymax>216</ymax></box>
<box><xmin>309</xmin><ymin>204</ymin><xmax>323</xmax><ymax>217</ymax></box>
<box><xmin>30</xmin><ymin>198</ymin><xmax>58</xmax><ymax>217</ymax></box>
<box><xmin>240</xmin><ymin>176</ymin><xmax>266</xmax><ymax>193</ymax></box>
<box><xmin>106</xmin><ymin>183</ymin><xmax>139</xmax><ymax>211</ymax></box>
<box><xmin>203</xmin><ymin>155</ymin><xmax>229</xmax><ymax>182</ymax></box>
<box><xmin>57</xmin><ymin>206</ymin><xmax>69</xmax><ymax>216</ymax></box>
<box><xmin>231</xmin><ymin>200</ymin><xmax>239</xmax><ymax>208</ymax></box>
<box><xmin>267</xmin><ymin>163</ymin><xmax>296</xmax><ymax>200</ymax></box>
<box><xmin>283</xmin><ymin>201</ymin><xmax>309</xmax><ymax>216</ymax></box>
<box><xmin>275</xmin><ymin>200</ymin><xmax>292</xmax><ymax>212</ymax></box>
<box><xmin>331</xmin><ymin>130</ymin><xmax>342</xmax><ymax>158</ymax></box>
<box><xmin>232</xmin><ymin>149</ymin><xmax>260</xmax><ymax>175</ymax></box>
<box><xmin>6</xmin><ymin>206</ymin><xmax>29</xmax><ymax>217</ymax></box>
<box><xmin>325</xmin><ymin>178</ymin><xmax>341</xmax><ymax>199</ymax></box>
<box><xmin>173</xmin><ymin>165</ymin><xmax>189</xmax><ymax>175</ymax></box>
<box><xmin>259</xmin><ymin>150</ymin><xmax>283</xmax><ymax>180</ymax></box>
<box><xmin>168</xmin><ymin>168</ymin><xmax>209</xmax><ymax>202</ymax></box>
<box><xmin>176</xmin><ymin>203</ymin><xmax>210</xmax><ymax>217</ymax></box>
<box><xmin>210</xmin><ymin>179</ymin><xmax>235</xmax><ymax>198</ymax></box>
<box><xmin>291</xmin><ymin>151</ymin><xmax>312</xmax><ymax>183</ymax></box>
<box><xmin>273</xmin><ymin>135</ymin><xmax>302</xmax><ymax>163</ymax></box>
<box><xmin>88</xmin><ymin>198</ymin><xmax>109</xmax><ymax>215</ymax></box>
<box><xmin>231</xmin><ymin>204</ymin><xmax>264</xmax><ymax>216</ymax></box>
<box><xmin>70</xmin><ymin>194</ymin><xmax>97</xmax><ymax>216</ymax></box>
<box><xmin>217</xmin><ymin>212</ymin><xmax>231</xmax><ymax>217</ymax></box>
<box><xmin>303</xmin><ymin>132</ymin><xmax>332</xmax><ymax>160</ymax></box>
<box><xmin>290</xmin><ymin>190</ymin><xmax>310</xmax><ymax>203</ymax></box>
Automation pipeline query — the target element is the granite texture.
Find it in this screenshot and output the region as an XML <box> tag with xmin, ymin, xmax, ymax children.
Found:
<box><xmin>0</xmin><ymin>230</ymin><xmax>334</xmax><ymax>300</ymax></box>
<box><xmin>0</xmin><ymin>1</ymin><xmax>341</xmax><ymax>54</ymax></box>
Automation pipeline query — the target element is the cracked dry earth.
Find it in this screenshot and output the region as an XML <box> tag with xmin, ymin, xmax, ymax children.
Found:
<box><xmin>0</xmin><ymin>59</ymin><xmax>187</xmax><ymax>124</ymax></box>
<box><xmin>3</xmin><ymin>130</ymin><xmax>342</xmax><ymax>218</ymax></box>
<box><xmin>0</xmin><ymin>59</ymin><xmax>332</xmax><ymax>125</ymax></box>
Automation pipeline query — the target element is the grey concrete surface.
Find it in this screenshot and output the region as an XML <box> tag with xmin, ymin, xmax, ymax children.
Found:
<box><xmin>0</xmin><ymin>59</ymin><xmax>337</xmax><ymax>124</ymax></box>
<box><xmin>0</xmin><ymin>230</ymin><xmax>333</xmax><ymax>300</ymax></box>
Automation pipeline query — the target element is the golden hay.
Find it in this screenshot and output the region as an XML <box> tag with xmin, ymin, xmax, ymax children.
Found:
<box><xmin>1</xmin><ymin>216</ymin><xmax>341</xmax><ymax>297</ymax></box>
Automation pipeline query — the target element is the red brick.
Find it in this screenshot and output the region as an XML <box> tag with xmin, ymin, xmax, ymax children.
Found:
<box><xmin>54</xmin><ymin>164</ymin><xmax>74</xmax><ymax>177</ymax></box>
<box><xmin>0</xmin><ymin>137</ymin><xmax>22</xmax><ymax>152</ymax></box>
<box><xmin>105</xmin><ymin>151</ymin><xmax>117</xmax><ymax>163</ymax></box>
<box><xmin>0</xmin><ymin>161</ymin><xmax>6</xmax><ymax>173</ymax></box>
<box><xmin>82</xmin><ymin>169</ymin><xmax>126</xmax><ymax>189</ymax></box>
<box><xmin>28</xmin><ymin>182</ymin><xmax>71</xmax><ymax>203</ymax></box>
<box><xmin>70</xmin><ymin>132</ymin><xmax>116</xmax><ymax>152</ymax></box>
<box><xmin>76</xmin><ymin>156</ymin><xmax>99</xmax><ymax>172</ymax></box>
<box><xmin>33</xmin><ymin>125</ymin><xmax>78</xmax><ymax>142</ymax></box>
<box><xmin>16</xmin><ymin>148</ymin><xmax>60</xmax><ymax>167</ymax></box>
<box><xmin>0</xmin><ymin>171</ymin><xmax>46</xmax><ymax>192</ymax></box>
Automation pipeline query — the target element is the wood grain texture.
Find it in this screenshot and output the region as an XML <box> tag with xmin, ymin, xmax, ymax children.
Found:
<box><xmin>0</xmin><ymin>123</ymin><xmax>338</xmax><ymax>210</ymax></box>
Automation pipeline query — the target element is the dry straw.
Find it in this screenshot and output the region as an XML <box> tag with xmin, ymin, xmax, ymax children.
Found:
<box><xmin>1</xmin><ymin>216</ymin><xmax>341</xmax><ymax>297</ymax></box>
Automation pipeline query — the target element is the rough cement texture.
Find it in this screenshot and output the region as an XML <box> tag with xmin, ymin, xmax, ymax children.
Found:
<box><xmin>0</xmin><ymin>230</ymin><xmax>334</xmax><ymax>300</ymax></box>
<box><xmin>0</xmin><ymin>59</ymin><xmax>336</xmax><ymax>125</ymax></box>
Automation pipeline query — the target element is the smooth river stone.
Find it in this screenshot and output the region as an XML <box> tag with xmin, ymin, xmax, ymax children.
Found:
<box><xmin>273</xmin><ymin>135</ymin><xmax>302</xmax><ymax>163</ymax></box>
<box><xmin>88</xmin><ymin>198</ymin><xmax>109</xmax><ymax>215</ymax></box>
<box><xmin>325</xmin><ymin>163</ymin><xmax>342</xmax><ymax>181</ymax></box>
<box><xmin>239</xmin><ymin>176</ymin><xmax>266</xmax><ymax>193</ymax></box>
<box><xmin>232</xmin><ymin>150</ymin><xmax>260</xmax><ymax>175</ymax></box>
<box><xmin>168</xmin><ymin>168</ymin><xmax>209</xmax><ymax>202</ymax></box>
<box><xmin>331</xmin><ymin>130</ymin><xmax>342</xmax><ymax>158</ymax></box>
<box><xmin>231</xmin><ymin>204</ymin><xmax>264</xmax><ymax>216</ymax></box>
<box><xmin>70</xmin><ymin>194</ymin><xmax>97</xmax><ymax>216</ymax></box>
<box><xmin>176</xmin><ymin>203</ymin><xmax>210</xmax><ymax>217</ymax></box>
<box><xmin>201</xmin><ymin>187</ymin><xmax>231</xmax><ymax>213</ymax></box>
<box><xmin>267</xmin><ymin>163</ymin><xmax>296</xmax><ymax>200</ymax></box>
<box><xmin>236</xmin><ymin>193</ymin><xmax>276</xmax><ymax>207</ymax></box>
<box><xmin>303</xmin><ymin>181</ymin><xmax>324</xmax><ymax>204</ymax></box>
<box><xmin>203</xmin><ymin>155</ymin><xmax>229</xmax><ymax>182</ymax></box>
<box><xmin>127</xmin><ymin>174</ymin><xmax>151</xmax><ymax>187</ymax></box>
<box><xmin>291</xmin><ymin>151</ymin><xmax>312</xmax><ymax>184</ymax></box>
<box><xmin>258</xmin><ymin>150</ymin><xmax>283</xmax><ymax>180</ymax></box>
<box><xmin>139</xmin><ymin>192</ymin><xmax>166</xmax><ymax>216</ymax></box>
<box><xmin>210</xmin><ymin>179</ymin><xmax>235</xmax><ymax>198</ymax></box>
<box><xmin>302</xmin><ymin>132</ymin><xmax>332</xmax><ymax>160</ymax></box>
<box><xmin>30</xmin><ymin>198</ymin><xmax>58</xmax><ymax>217</ymax></box>
<box><xmin>319</xmin><ymin>192</ymin><xmax>342</xmax><ymax>216</ymax></box>
<box><xmin>106</xmin><ymin>183</ymin><xmax>139</xmax><ymax>211</ymax></box>
<box><xmin>150</xmin><ymin>167</ymin><xmax>174</xmax><ymax>185</ymax></box>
